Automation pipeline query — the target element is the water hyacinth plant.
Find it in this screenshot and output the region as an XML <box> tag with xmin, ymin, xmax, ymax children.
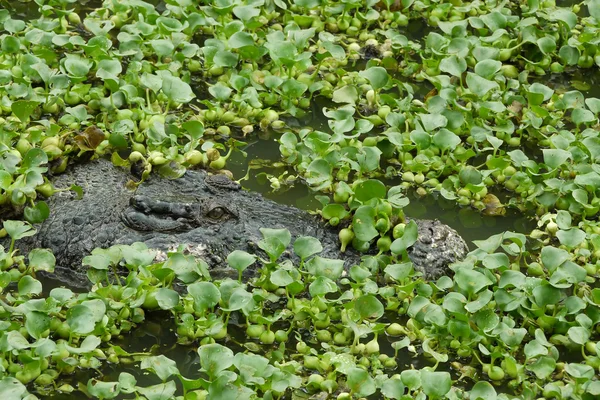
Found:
<box><xmin>0</xmin><ymin>0</ymin><xmax>599</xmax><ymax>399</ymax></box>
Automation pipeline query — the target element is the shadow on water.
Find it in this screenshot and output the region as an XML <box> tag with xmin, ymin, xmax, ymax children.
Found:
<box><xmin>532</xmin><ymin>67</ymin><xmax>600</xmax><ymax>98</ymax></box>
<box><xmin>37</xmin><ymin>312</ymin><xmax>201</xmax><ymax>399</ymax></box>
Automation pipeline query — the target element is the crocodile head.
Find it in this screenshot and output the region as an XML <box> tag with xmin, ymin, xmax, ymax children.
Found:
<box><xmin>117</xmin><ymin>170</ymin><xmax>345</xmax><ymax>279</ymax></box>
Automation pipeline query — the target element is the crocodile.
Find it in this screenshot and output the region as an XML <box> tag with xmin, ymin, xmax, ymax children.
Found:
<box><xmin>11</xmin><ymin>159</ymin><xmax>468</xmax><ymax>288</ymax></box>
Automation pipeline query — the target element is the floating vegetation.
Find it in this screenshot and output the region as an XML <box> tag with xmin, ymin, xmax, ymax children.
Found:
<box><xmin>0</xmin><ymin>0</ymin><xmax>600</xmax><ymax>399</ymax></box>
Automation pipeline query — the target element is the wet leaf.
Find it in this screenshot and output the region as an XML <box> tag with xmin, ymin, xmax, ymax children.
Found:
<box><xmin>188</xmin><ymin>282</ymin><xmax>220</xmax><ymax>313</ymax></box>
<box><xmin>198</xmin><ymin>343</ymin><xmax>234</xmax><ymax>378</ymax></box>
<box><xmin>140</xmin><ymin>355</ymin><xmax>179</xmax><ymax>382</ymax></box>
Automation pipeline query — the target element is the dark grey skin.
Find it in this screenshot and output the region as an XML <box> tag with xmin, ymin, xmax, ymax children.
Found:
<box><xmin>13</xmin><ymin>159</ymin><xmax>468</xmax><ymax>287</ymax></box>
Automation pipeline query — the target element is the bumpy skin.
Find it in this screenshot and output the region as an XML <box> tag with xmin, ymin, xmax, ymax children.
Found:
<box><xmin>408</xmin><ymin>219</ymin><xmax>469</xmax><ymax>280</ymax></box>
<box><xmin>13</xmin><ymin>159</ymin><xmax>468</xmax><ymax>287</ymax></box>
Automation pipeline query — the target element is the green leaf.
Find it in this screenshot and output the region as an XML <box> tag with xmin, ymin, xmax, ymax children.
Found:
<box><xmin>380</xmin><ymin>376</ymin><xmax>405</xmax><ymax>399</ymax></box>
<box><xmin>401</xmin><ymin>369</ymin><xmax>421</xmax><ymax>390</ymax></box>
<box><xmin>281</xmin><ymin>79</ymin><xmax>308</xmax><ymax>97</ymax></box>
<box><xmin>354</xmin><ymin>294</ymin><xmax>384</xmax><ymax>320</ymax></box>
<box><xmin>432</xmin><ymin>128</ymin><xmax>460</xmax><ymax>150</ymax></box>
<box><xmin>270</xmin><ymin>269</ymin><xmax>294</xmax><ymax>287</ymax></box>
<box><xmin>11</xmin><ymin>100</ymin><xmax>39</xmax><ymax>122</ymax></box>
<box><xmin>559</xmin><ymin>45</ymin><xmax>579</xmax><ymax>65</ymax></box>
<box><xmin>439</xmin><ymin>55</ymin><xmax>467</xmax><ymax>77</ymax></box>
<box><xmin>222</xmin><ymin>287</ymin><xmax>253</xmax><ymax>312</ymax></box>
<box><xmin>155</xmin><ymin>288</ymin><xmax>179</xmax><ymax>310</ymax></box>
<box><xmin>353</xmin><ymin>205</ymin><xmax>378</xmax><ymax>242</ymax></box>
<box><xmin>484</xmin><ymin>253</ymin><xmax>510</xmax><ymax>270</ymax></box>
<box><xmin>567</xmin><ymin>326</ymin><xmax>590</xmax><ymax>345</ymax></box>
<box><xmin>322</xmin><ymin>204</ymin><xmax>349</xmax><ymax>220</ymax></box>
<box><xmin>524</xmin><ymin>340</ymin><xmax>548</xmax><ymax>359</ymax></box>
<box><xmin>559</xmin><ymin>91</ymin><xmax>585</xmax><ymax>109</ymax></box>
<box><xmin>586</xmin><ymin>98</ymin><xmax>600</xmax><ymax>114</ymax></box>
<box><xmin>419</xmin><ymin>113</ymin><xmax>447</xmax><ymax>131</ymax></box>
<box><xmin>233</xmin><ymin>5</ymin><xmax>260</xmax><ymax>20</ymax></box>
<box><xmin>137</xmin><ymin>381</ymin><xmax>177</xmax><ymax>400</ymax></box>
<box><xmin>28</xmin><ymin>248</ymin><xmax>55</xmax><ymax>272</ymax></box>
<box><xmin>354</xmin><ymin>179</ymin><xmax>387</xmax><ymax>202</ymax></box>
<box><xmin>87</xmin><ymin>380</ymin><xmax>120</xmax><ymax>399</ymax></box>
<box><xmin>309</xmin><ymin>276</ymin><xmax>338</xmax><ymax>297</ymax></box>
<box><xmin>24</xmin><ymin>201</ymin><xmax>50</xmax><ymax>224</ymax></box>
<box><xmin>359</xmin><ymin>66</ymin><xmax>389</xmax><ymax>90</ymax></box>
<box><xmin>141</xmin><ymin>355</ymin><xmax>179</xmax><ymax>382</ymax></box>
<box><xmin>188</xmin><ymin>282</ymin><xmax>221</xmax><ymax>313</ymax></box>
<box><xmin>332</xmin><ymin>85</ymin><xmax>358</xmax><ymax>105</ymax></box>
<box><xmin>0</xmin><ymin>171</ymin><xmax>12</xmax><ymax>190</ymax></box>
<box><xmin>466</xmin><ymin>72</ymin><xmax>499</xmax><ymax>97</ymax></box>
<box><xmin>499</xmin><ymin>326</ymin><xmax>527</xmax><ymax>346</ymax></box>
<box><xmin>541</xmin><ymin>246</ymin><xmax>569</xmax><ymax>271</ymax></box>
<box><xmin>305</xmin><ymin>256</ymin><xmax>344</xmax><ymax>280</ymax></box>
<box><xmin>1</xmin><ymin>35</ymin><xmax>20</xmax><ymax>53</ymax></box>
<box><xmin>588</xmin><ymin>0</ymin><xmax>600</xmax><ymax>21</ymax></box>
<box><xmin>542</xmin><ymin>149</ymin><xmax>570</xmax><ymax>169</ymax></box>
<box><xmin>214</xmin><ymin>50</ymin><xmax>238</xmax><ymax>67</ymax></box>
<box><xmin>533</xmin><ymin>283</ymin><xmax>561</xmax><ymax>308</ymax></box>
<box><xmin>455</xmin><ymin>268</ymin><xmax>493</xmax><ymax>296</ymax></box>
<box><xmin>67</xmin><ymin>304</ymin><xmax>97</xmax><ymax>335</ymax></box>
<box><xmin>470</xmin><ymin>381</ymin><xmax>497</xmax><ymax>400</ymax></box>
<box><xmin>25</xmin><ymin>311</ymin><xmax>51</xmax><ymax>339</ymax></box>
<box><xmin>537</xmin><ymin>36</ymin><xmax>556</xmax><ymax>55</ymax></box>
<box><xmin>258</xmin><ymin>228</ymin><xmax>291</xmax><ymax>260</ymax></box>
<box><xmin>64</xmin><ymin>55</ymin><xmax>92</xmax><ymax>77</ymax></box>
<box><xmin>260</xmin><ymin>228</ymin><xmax>291</xmax><ymax>248</ymax></box>
<box><xmin>0</xmin><ymin>377</ymin><xmax>27</xmax><ymax>398</ymax></box>
<box><xmin>162</xmin><ymin>75</ymin><xmax>195</xmax><ymax>104</ymax></box>
<box><xmin>3</xmin><ymin>220</ymin><xmax>36</xmax><ymax>241</ymax></box>
<box><xmin>527</xmin><ymin>356</ymin><xmax>556</xmax><ymax>380</ymax></box>
<box><xmin>556</xmin><ymin>228</ymin><xmax>586</xmax><ymax>248</ymax></box>
<box><xmin>474</xmin><ymin>59</ymin><xmax>502</xmax><ymax>79</ymax></box>
<box><xmin>564</xmin><ymin>363</ymin><xmax>595</xmax><ymax>379</ymax></box>
<box><xmin>384</xmin><ymin>262</ymin><xmax>413</xmax><ymax>281</ymax></box>
<box><xmin>572</xmin><ymin>108</ymin><xmax>595</xmax><ymax>126</ymax></box>
<box><xmin>209</xmin><ymin>82</ymin><xmax>232</xmax><ymax>101</ymax></box>
<box><xmin>346</xmin><ymin>367</ymin><xmax>376</xmax><ymax>397</ymax></box>
<box><xmin>390</xmin><ymin>220</ymin><xmax>418</xmax><ymax>254</ymax></box>
<box><xmin>226</xmin><ymin>250</ymin><xmax>256</xmax><ymax>275</ymax></box>
<box><xmin>421</xmin><ymin>370</ymin><xmax>451</xmax><ymax>398</ymax></box>
<box><xmin>293</xmin><ymin>236</ymin><xmax>323</xmax><ymax>260</ymax></box>
<box><xmin>198</xmin><ymin>343</ymin><xmax>234</xmax><ymax>378</ymax></box>
<box><xmin>459</xmin><ymin>166</ymin><xmax>482</xmax><ymax>185</ymax></box>
<box><xmin>229</xmin><ymin>31</ymin><xmax>254</xmax><ymax>48</ymax></box>
<box><xmin>207</xmin><ymin>371</ymin><xmax>253</xmax><ymax>400</ymax></box>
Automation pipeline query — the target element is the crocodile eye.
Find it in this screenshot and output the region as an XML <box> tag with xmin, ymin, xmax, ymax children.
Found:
<box><xmin>207</xmin><ymin>206</ymin><xmax>227</xmax><ymax>220</ymax></box>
